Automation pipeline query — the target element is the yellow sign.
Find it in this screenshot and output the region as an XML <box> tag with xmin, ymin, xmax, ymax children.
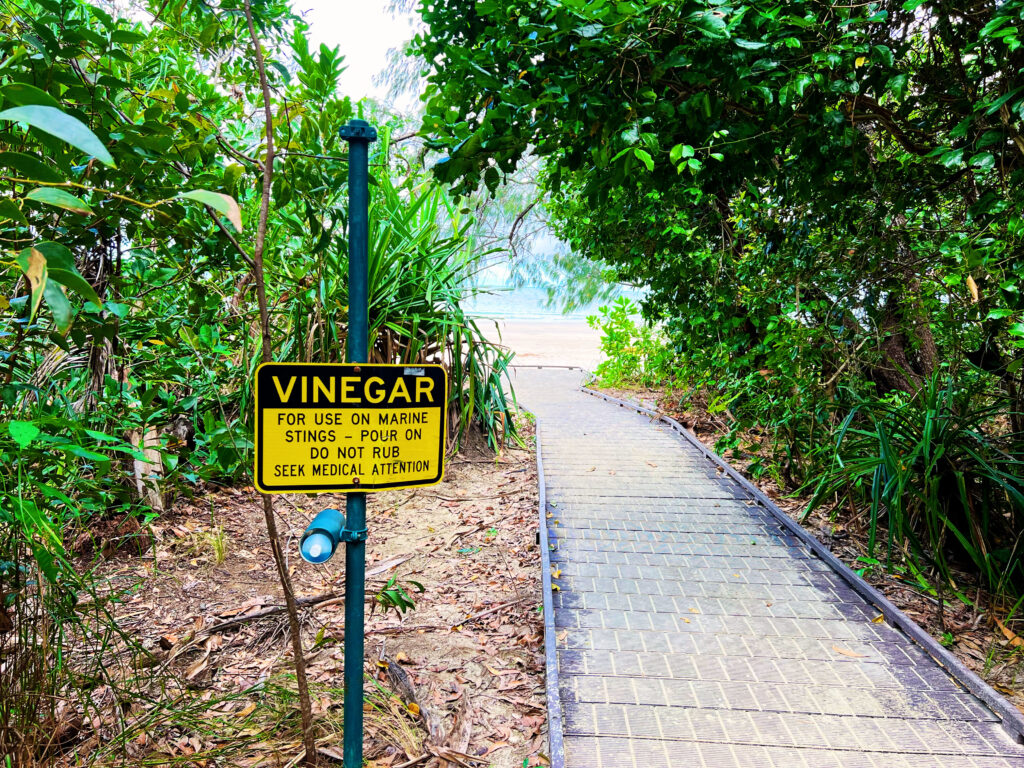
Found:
<box><xmin>254</xmin><ymin>363</ymin><xmax>447</xmax><ymax>493</ymax></box>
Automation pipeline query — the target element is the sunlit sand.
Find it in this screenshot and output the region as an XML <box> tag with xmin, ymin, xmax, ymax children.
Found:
<box><xmin>476</xmin><ymin>317</ymin><xmax>602</xmax><ymax>371</ymax></box>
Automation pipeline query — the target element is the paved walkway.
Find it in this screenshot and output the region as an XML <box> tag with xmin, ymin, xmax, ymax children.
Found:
<box><xmin>514</xmin><ymin>368</ymin><xmax>1024</xmax><ymax>768</ymax></box>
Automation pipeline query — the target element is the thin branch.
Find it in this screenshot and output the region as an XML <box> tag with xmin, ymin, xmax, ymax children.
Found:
<box><xmin>279</xmin><ymin>150</ymin><xmax>348</xmax><ymax>162</ymax></box>
<box><xmin>242</xmin><ymin>2</ymin><xmax>317</xmax><ymax>764</ymax></box>
<box><xmin>508</xmin><ymin>200</ymin><xmax>538</xmax><ymax>259</ymax></box>
<box><xmin>206</xmin><ymin>204</ymin><xmax>255</xmax><ymax>270</ymax></box>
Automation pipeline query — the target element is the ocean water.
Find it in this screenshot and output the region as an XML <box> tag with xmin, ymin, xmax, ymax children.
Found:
<box><xmin>464</xmin><ymin>285</ymin><xmax>602</xmax><ymax>323</ymax></box>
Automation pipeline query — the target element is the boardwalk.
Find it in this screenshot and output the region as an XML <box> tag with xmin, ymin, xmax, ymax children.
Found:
<box><xmin>514</xmin><ymin>367</ymin><xmax>1024</xmax><ymax>768</ymax></box>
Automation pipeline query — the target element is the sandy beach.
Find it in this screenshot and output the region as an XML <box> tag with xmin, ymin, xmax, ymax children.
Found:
<box><xmin>476</xmin><ymin>318</ymin><xmax>603</xmax><ymax>371</ymax></box>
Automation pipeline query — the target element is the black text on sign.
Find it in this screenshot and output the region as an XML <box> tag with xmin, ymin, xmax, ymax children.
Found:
<box><xmin>254</xmin><ymin>363</ymin><xmax>448</xmax><ymax>493</ymax></box>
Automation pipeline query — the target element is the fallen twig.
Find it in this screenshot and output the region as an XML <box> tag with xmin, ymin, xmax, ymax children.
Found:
<box><xmin>423</xmin><ymin>489</ymin><xmax>524</xmax><ymax>502</ymax></box>
<box><xmin>475</xmin><ymin>691</ymin><xmax>544</xmax><ymax>710</ymax></box>
<box><xmin>208</xmin><ymin>592</ymin><xmax>344</xmax><ymax>633</ymax></box>
<box><xmin>451</xmin><ymin>598</ymin><xmax>523</xmax><ymax>629</ymax></box>
<box><xmin>170</xmin><ymin>555</ymin><xmax>416</xmax><ymax>646</ymax></box>
<box><xmin>369</xmin><ymin>624</ymin><xmax>448</xmax><ymax>635</ymax></box>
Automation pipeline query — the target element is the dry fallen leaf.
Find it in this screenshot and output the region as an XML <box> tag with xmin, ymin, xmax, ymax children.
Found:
<box><xmin>832</xmin><ymin>645</ymin><xmax>867</xmax><ymax>658</ymax></box>
<box><xmin>995</xmin><ymin>617</ymin><xmax>1024</xmax><ymax>648</ymax></box>
<box><xmin>186</xmin><ymin>654</ymin><xmax>209</xmax><ymax>680</ymax></box>
<box><xmin>871</xmin><ymin>614</ymin><xmax>885</xmax><ymax>624</ymax></box>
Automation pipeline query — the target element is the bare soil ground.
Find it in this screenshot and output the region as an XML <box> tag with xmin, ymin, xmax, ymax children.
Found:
<box><xmin>83</xmin><ymin>423</ymin><xmax>546</xmax><ymax>767</ymax></box>
<box><xmin>595</xmin><ymin>384</ymin><xmax>1024</xmax><ymax>716</ymax></box>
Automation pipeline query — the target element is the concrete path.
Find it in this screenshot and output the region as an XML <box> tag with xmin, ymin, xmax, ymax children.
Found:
<box><xmin>514</xmin><ymin>368</ymin><xmax>1024</xmax><ymax>768</ymax></box>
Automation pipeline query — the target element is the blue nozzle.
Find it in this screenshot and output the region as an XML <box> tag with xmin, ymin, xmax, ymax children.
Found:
<box><xmin>300</xmin><ymin>508</ymin><xmax>345</xmax><ymax>564</ymax></box>
<box><xmin>301</xmin><ymin>532</ymin><xmax>334</xmax><ymax>563</ymax></box>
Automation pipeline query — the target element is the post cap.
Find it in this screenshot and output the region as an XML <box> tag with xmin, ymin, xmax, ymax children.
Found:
<box><xmin>339</xmin><ymin>119</ymin><xmax>377</xmax><ymax>143</ymax></box>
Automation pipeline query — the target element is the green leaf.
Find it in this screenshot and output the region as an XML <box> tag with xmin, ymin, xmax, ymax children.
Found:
<box><xmin>84</xmin><ymin>429</ymin><xmax>119</xmax><ymax>443</ymax></box>
<box><xmin>0</xmin><ymin>199</ymin><xmax>28</xmax><ymax>227</ymax></box>
<box><xmin>8</xmin><ymin>420</ymin><xmax>40</xmax><ymax>448</ymax></box>
<box><xmin>12</xmin><ymin>498</ymin><xmax>66</xmax><ymax>579</ymax></box>
<box><xmin>269</xmin><ymin>60</ymin><xmax>291</xmax><ymax>84</ymax></box>
<box><xmin>939</xmin><ymin>148</ymin><xmax>964</xmax><ymax>168</ymax></box>
<box><xmin>178</xmin><ymin>189</ymin><xmax>243</xmax><ymax>231</ymax></box>
<box><xmin>0</xmin><ymin>83</ymin><xmax>60</xmax><ymax>109</ymax></box>
<box><xmin>793</xmin><ymin>73</ymin><xmax>814</xmax><ymax>97</ymax></box>
<box><xmin>0</xmin><ymin>105</ymin><xmax>115</xmax><ymax>167</ymax></box>
<box><xmin>104</xmin><ymin>300</ymin><xmax>130</xmax><ymax>318</ymax></box>
<box><xmin>688</xmin><ymin>10</ymin><xmax>728</xmax><ymax>38</ymax></box>
<box><xmin>633</xmin><ymin>148</ymin><xmax>654</xmax><ymax>171</ymax></box>
<box><xmin>0</xmin><ymin>151</ymin><xmax>65</xmax><ymax>183</ymax></box>
<box><xmin>984</xmin><ymin>86</ymin><xmax>1024</xmax><ymax>116</ymax></box>
<box><xmin>25</xmin><ymin>187</ymin><xmax>93</xmax><ymax>215</ymax></box>
<box><xmin>110</xmin><ymin>28</ymin><xmax>147</xmax><ymax>45</ymax></box>
<box><xmin>871</xmin><ymin>45</ymin><xmax>894</xmax><ymax>68</ymax></box>
<box><xmin>986</xmin><ymin>308</ymin><xmax>1015</xmax><ymax>320</ymax></box>
<box><xmin>969</xmin><ymin>152</ymin><xmax>995</xmax><ymax>171</ymax></box>
<box><xmin>42</xmin><ymin>277</ymin><xmax>72</xmax><ymax>332</ymax></box>
<box><xmin>734</xmin><ymin>39</ymin><xmax>767</xmax><ymax>50</ymax></box>
<box><xmin>1009</xmin><ymin>322</ymin><xmax>1024</xmax><ymax>337</ymax></box>
<box><xmin>670</xmin><ymin>144</ymin><xmax>695</xmax><ymax>163</ymax></box>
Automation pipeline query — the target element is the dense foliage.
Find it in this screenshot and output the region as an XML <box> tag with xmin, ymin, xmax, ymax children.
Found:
<box><xmin>0</xmin><ymin>0</ymin><xmax>514</xmax><ymax>760</ymax></box>
<box><xmin>415</xmin><ymin>1</ymin><xmax>1024</xmax><ymax>593</ymax></box>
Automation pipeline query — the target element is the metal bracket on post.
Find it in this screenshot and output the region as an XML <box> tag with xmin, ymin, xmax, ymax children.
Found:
<box><xmin>339</xmin><ymin>527</ymin><xmax>368</xmax><ymax>543</ymax></box>
<box><xmin>339</xmin><ymin>117</ymin><xmax>376</xmax><ymax>768</ymax></box>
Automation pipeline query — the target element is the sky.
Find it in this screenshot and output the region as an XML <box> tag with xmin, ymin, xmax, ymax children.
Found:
<box><xmin>295</xmin><ymin>1</ymin><xmax>418</xmax><ymax>104</ymax></box>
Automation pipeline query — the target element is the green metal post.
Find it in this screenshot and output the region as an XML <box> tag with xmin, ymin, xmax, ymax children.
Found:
<box><xmin>339</xmin><ymin>118</ymin><xmax>376</xmax><ymax>768</ymax></box>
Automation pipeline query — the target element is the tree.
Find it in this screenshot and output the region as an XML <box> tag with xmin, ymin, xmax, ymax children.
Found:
<box><xmin>414</xmin><ymin>0</ymin><xmax>1024</xmax><ymax>591</ymax></box>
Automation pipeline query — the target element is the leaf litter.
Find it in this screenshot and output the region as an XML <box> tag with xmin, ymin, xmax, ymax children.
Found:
<box><xmin>77</xmin><ymin>422</ymin><xmax>546</xmax><ymax>767</ymax></box>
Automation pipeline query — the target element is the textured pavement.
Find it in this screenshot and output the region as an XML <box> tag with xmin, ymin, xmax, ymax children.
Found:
<box><xmin>513</xmin><ymin>367</ymin><xmax>1024</xmax><ymax>768</ymax></box>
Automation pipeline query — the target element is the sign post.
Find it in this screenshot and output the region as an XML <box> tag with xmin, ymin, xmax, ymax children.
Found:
<box><xmin>253</xmin><ymin>120</ymin><xmax>447</xmax><ymax>768</ymax></box>
<box><xmin>339</xmin><ymin>117</ymin><xmax>374</xmax><ymax>768</ymax></box>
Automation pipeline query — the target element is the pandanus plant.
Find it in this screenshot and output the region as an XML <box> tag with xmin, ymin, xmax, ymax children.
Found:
<box><xmin>806</xmin><ymin>372</ymin><xmax>1024</xmax><ymax>597</ymax></box>
<box><xmin>281</xmin><ymin>169</ymin><xmax>516</xmax><ymax>452</ymax></box>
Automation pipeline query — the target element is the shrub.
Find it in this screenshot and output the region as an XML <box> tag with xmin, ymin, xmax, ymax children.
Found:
<box><xmin>587</xmin><ymin>297</ymin><xmax>671</xmax><ymax>387</ymax></box>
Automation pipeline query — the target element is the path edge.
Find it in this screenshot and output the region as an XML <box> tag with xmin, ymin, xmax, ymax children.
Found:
<box><xmin>520</xmin><ymin>399</ymin><xmax>566</xmax><ymax>768</ymax></box>
<box><xmin>575</xmin><ymin>376</ymin><xmax>1024</xmax><ymax>744</ymax></box>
